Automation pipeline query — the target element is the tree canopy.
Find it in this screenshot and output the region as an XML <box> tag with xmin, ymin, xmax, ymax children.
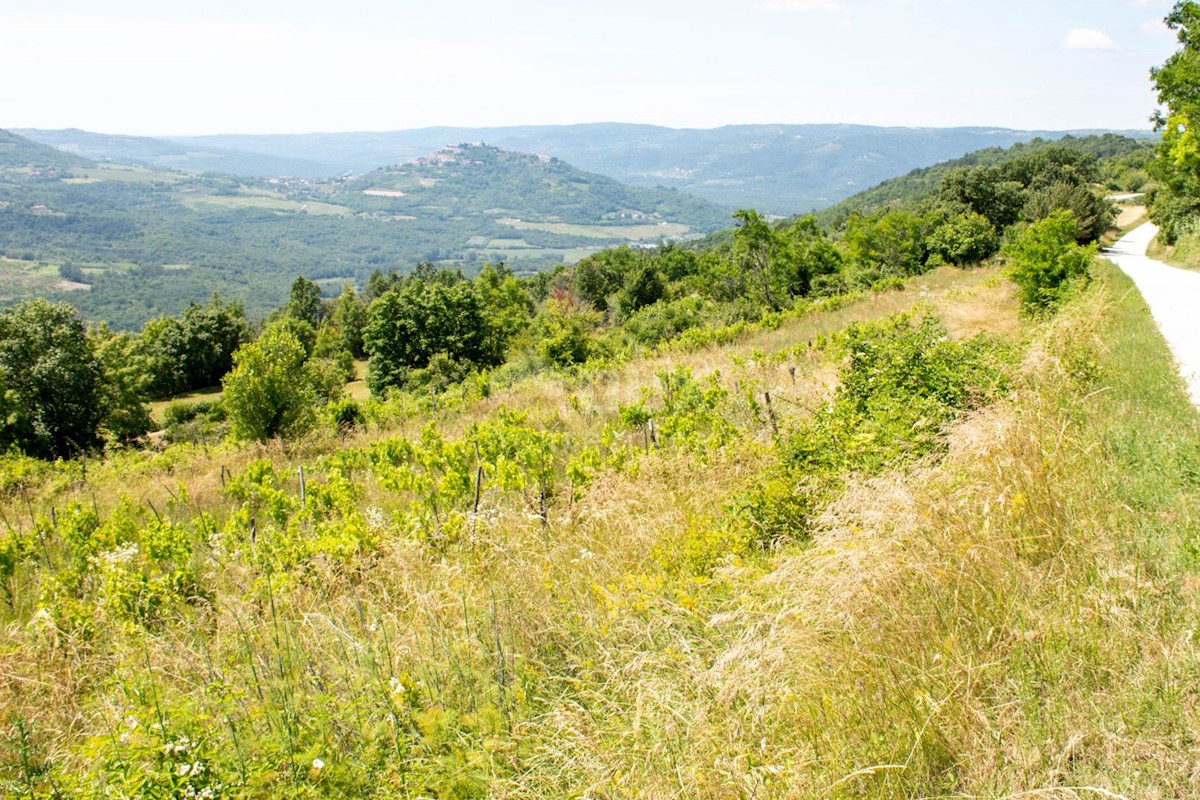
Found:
<box><xmin>1150</xmin><ymin>1</ymin><xmax>1200</xmax><ymax>241</ymax></box>
<box><xmin>0</xmin><ymin>300</ymin><xmax>106</xmax><ymax>459</ymax></box>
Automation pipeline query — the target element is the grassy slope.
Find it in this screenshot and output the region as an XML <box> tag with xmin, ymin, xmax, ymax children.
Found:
<box><xmin>1148</xmin><ymin>230</ymin><xmax>1200</xmax><ymax>269</ymax></box>
<box><xmin>3</xmin><ymin>262</ymin><xmax>1199</xmax><ymax>797</ymax></box>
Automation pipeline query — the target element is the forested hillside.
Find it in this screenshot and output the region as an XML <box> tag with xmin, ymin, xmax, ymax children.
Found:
<box><xmin>0</xmin><ymin>133</ymin><xmax>726</xmax><ymax>328</ymax></box>
<box><xmin>19</xmin><ymin>123</ymin><xmax>1152</xmax><ymax>214</ymax></box>
<box><xmin>0</xmin><ymin>132</ymin><xmax>1122</xmax><ymax>460</ymax></box>
<box><xmin>817</xmin><ymin>133</ymin><xmax>1154</xmax><ymax>224</ymax></box>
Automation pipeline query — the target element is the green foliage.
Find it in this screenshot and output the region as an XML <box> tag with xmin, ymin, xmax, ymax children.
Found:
<box><xmin>222</xmin><ymin>326</ymin><xmax>321</xmax><ymax>441</ymax></box>
<box><xmin>285</xmin><ymin>275</ymin><xmax>324</xmax><ymax>326</ymax></box>
<box><xmin>534</xmin><ymin>298</ymin><xmax>597</xmax><ymax>367</ymax></box>
<box><xmin>325</xmin><ymin>396</ymin><xmax>365</xmax><ymax>434</ymax></box>
<box><xmin>732</xmin><ymin>209</ymin><xmax>785</xmax><ymax>310</ymax></box>
<box><xmin>90</xmin><ymin>324</ymin><xmax>153</xmax><ymax>443</ymax></box>
<box><xmin>327</xmin><ymin>285</ymin><xmax>369</xmax><ymax>358</ymax></box>
<box><xmin>140</xmin><ymin>296</ymin><xmax>249</xmax><ymax>398</ymax></box>
<box><xmin>163</xmin><ymin>398</ymin><xmax>224</xmax><ymax>427</ymax></box>
<box><xmin>267</xmin><ymin>316</ymin><xmax>317</xmax><ymax>358</ymax></box>
<box><xmin>475</xmin><ymin>263</ymin><xmax>533</xmax><ymax>363</ymax></box>
<box><xmin>1022</xmin><ymin>181</ymin><xmax>1114</xmax><ymax>243</ymax></box>
<box><xmin>1149</xmin><ymin>3</ymin><xmax>1200</xmax><ymax>241</ymax></box>
<box><xmin>926</xmin><ymin>211</ymin><xmax>999</xmax><ymax>266</ymax></box>
<box><xmin>1003</xmin><ymin>210</ymin><xmax>1097</xmax><ymax>313</ymax></box>
<box><xmin>738</xmin><ymin>313</ymin><xmax>1014</xmax><ymax>547</ymax></box>
<box><xmin>571</xmin><ymin>249</ymin><xmax>634</xmax><ymax>311</ymax></box>
<box><xmin>822</xmin><ymin>134</ymin><xmax>1149</xmax><ymax>227</ymax></box>
<box><xmin>623</xmin><ymin>296</ymin><xmax>713</xmax><ymax>346</ymax></box>
<box><xmin>0</xmin><ymin>299</ymin><xmax>106</xmax><ymax>458</ymax></box>
<box><xmin>615</xmin><ymin>262</ymin><xmax>666</xmax><ymax>320</ymax></box>
<box><xmin>364</xmin><ymin>279</ymin><xmax>496</xmax><ymax>395</ymax></box>
<box><xmin>843</xmin><ymin>209</ymin><xmax>931</xmax><ymax>278</ymax></box>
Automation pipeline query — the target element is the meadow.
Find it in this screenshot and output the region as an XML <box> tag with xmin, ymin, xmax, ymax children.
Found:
<box><xmin>3</xmin><ymin>252</ymin><xmax>1197</xmax><ymax>797</ymax></box>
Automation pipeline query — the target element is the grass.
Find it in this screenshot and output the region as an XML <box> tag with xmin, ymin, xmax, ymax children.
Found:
<box><xmin>1148</xmin><ymin>229</ymin><xmax>1200</xmax><ymax>269</ymax></box>
<box><xmin>62</xmin><ymin>165</ymin><xmax>182</xmax><ymax>184</ymax></box>
<box><xmin>147</xmin><ymin>385</ymin><xmax>223</xmax><ymax>427</ymax></box>
<box><xmin>497</xmin><ymin>218</ymin><xmax>691</xmax><ymax>240</ymax></box>
<box><xmin>180</xmin><ymin>194</ymin><xmax>353</xmax><ymax>216</ymax></box>
<box><xmin>2</xmin><ymin>262</ymin><xmax>1199</xmax><ymax>797</ymax></box>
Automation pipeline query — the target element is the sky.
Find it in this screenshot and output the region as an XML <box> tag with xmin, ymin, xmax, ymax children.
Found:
<box><xmin>0</xmin><ymin>0</ymin><xmax>1184</xmax><ymax>136</ymax></box>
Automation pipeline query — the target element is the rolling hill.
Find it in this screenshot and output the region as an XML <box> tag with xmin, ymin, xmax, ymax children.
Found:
<box><xmin>0</xmin><ymin>131</ymin><xmax>729</xmax><ymax>328</ymax></box>
<box><xmin>12</xmin><ymin>127</ymin><xmax>329</xmax><ymax>178</ymax></box>
<box><xmin>814</xmin><ymin>133</ymin><xmax>1156</xmax><ymax>225</ymax></box>
<box><xmin>19</xmin><ymin>123</ymin><xmax>1157</xmax><ymax>215</ymax></box>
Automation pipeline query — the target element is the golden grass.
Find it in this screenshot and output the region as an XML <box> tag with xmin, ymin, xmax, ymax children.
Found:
<box><xmin>10</xmin><ymin>263</ymin><xmax>1196</xmax><ymax>797</ymax></box>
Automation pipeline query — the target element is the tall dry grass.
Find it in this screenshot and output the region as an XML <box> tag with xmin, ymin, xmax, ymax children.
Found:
<box><xmin>7</xmin><ymin>262</ymin><xmax>1198</xmax><ymax>797</ymax></box>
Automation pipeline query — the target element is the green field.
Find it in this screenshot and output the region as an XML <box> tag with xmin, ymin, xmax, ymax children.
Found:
<box><xmin>498</xmin><ymin>217</ymin><xmax>690</xmax><ymax>239</ymax></box>
<box><xmin>474</xmin><ymin>246</ymin><xmax>597</xmax><ymax>264</ymax></box>
<box><xmin>180</xmin><ymin>193</ymin><xmax>353</xmax><ymax>216</ymax></box>
<box><xmin>63</xmin><ymin>164</ymin><xmax>182</xmax><ymax>184</ymax></box>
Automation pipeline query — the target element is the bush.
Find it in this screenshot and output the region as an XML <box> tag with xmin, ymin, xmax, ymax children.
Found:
<box><xmin>1003</xmin><ymin>210</ymin><xmax>1097</xmax><ymax>313</ymax></box>
<box><xmin>222</xmin><ymin>327</ymin><xmax>320</xmax><ymax>441</ymax></box>
<box><xmin>535</xmin><ymin>300</ymin><xmax>597</xmax><ymax>367</ymax></box>
<box><xmin>623</xmin><ymin>296</ymin><xmax>711</xmax><ymax>345</ymax></box>
<box><xmin>741</xmin><ymin>312</ymin><xmax>1015</xmax><ymax>546</ymax></box>
<box><xmin>927</xmin><ymin>211</ymin><xmax>999</xmax><ymax>266</ymax></box>
<box><xmin>326</xmin><ymin>396</ymin><xmax>365</xmax><ymax>434</ymax></box>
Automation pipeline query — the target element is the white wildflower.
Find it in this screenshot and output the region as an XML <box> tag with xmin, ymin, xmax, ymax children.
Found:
<box><xmin>101</xmin><ymin>542</ymin><xmax>139</xmax><ymax>565</ymax></box>
<box><xmin>364</xmin><ymin>506</ymin><xmax>386</xmax><ymax>528</ymax></box>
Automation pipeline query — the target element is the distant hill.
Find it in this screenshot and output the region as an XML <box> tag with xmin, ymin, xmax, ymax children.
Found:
<box><xmin>12</xmin><ymin>128</ymin><xmax>330</xmax><ymax>178</ymax></box>
<box><xmin>0</xmin><ymin>133</ymin><xmax>728</xmax><ymax>329</ymax></box>
<box><xmin>814</xmin><ymin>133</ymin><xmax>1156</xmax><ymax>225</ymax></box>
<box><xmin>0</xmin><ymin>129</ymin><xmax>91</xmax><ymax>171</ymax></box>
<box><xmin>334</xmin><ymin>143</ymin><xmax>729</xmax><ymax>230</ymax></box>
<box><xmin>20</xmin><ymin>124</ymin><xmax>1157</xmax><ymax>215</ymax></box>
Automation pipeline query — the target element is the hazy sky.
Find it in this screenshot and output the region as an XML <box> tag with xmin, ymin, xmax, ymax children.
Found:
<box><xmin>0</xmin><ymin>0</ymin><xmax>1182</xmax><ymax>136</ymax></box>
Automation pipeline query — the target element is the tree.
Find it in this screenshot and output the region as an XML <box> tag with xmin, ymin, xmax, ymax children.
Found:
<box><xmin>927</xmin><ymin>212</ymin><xmax>999</xmax><ymax>266</ymax></box>
<box><xmin>90</xmin><ymin>325</ymin><xmax>153</xmax><ymax>443</ymax></box>
<box><xmin>1022</xmin><ymin>182</ymin><xmax>1113</xmax><ymax>244</ymax></box>
<box><xmin>222</xmin><ymin>326</ymin><xmax>320</xmax><ymax>441</ymax></box>
<box><xmin>285</xmin><ymin>276</ymin><xmax>324</xmax><ymax>326</ymax></box>
<box><xmin>141</xmin><ymin>295</ymin><xmax>249</xmax><ymax>398</ymax></box>
<box><xmin>1149</xmin><ymin>2</ymin><xmax>1200</xmax><ymax>241</ymax></box>
<box><xmin>1002</xmin><ymin>210</ymin><xmax>1096</xmax><ymax>313</ymax></box>
<box><xmin>328</xmin><ymin>285</ymin><xmax>368</xmax><ymax>359</ymax></box>
<box><xmin>534</xmin><ymin>298</ymin><xmax>596</xmax><ymax>367</ymax></box>
<box><xmin>476</xmin><ymin>263</ymin><xmax>533</xmax><ymax>363</ymax></box>
<box><xmin>732</xmin><ymin>209</ymin><xmax>782</xmax><ymax>310</ymax></box>
<box><xmin>363</xmin><ymin>280</ymin><xmax>494</xmax><ymax>395</ymax></box>
<box><xmin>843</xmin><ymin>210</ymin><xmax>930</xmax><ymax>278</ymax></box>
<box><xmin>616</xmin><ymin>262</ymin><xmax>666</xmax><ymax>320</ymax></box>
<box><xmin>939</xmin><ymin>167</ymin><xmax>1027</xmax><ymax>230</ymax></box>
<box><xmin>0</xmin><ymin>300</ymin><xmax>105</xmax><ymax>459</ymax></box>
<box><xmin>572</xmin><ymin>248</ymin><xmax>637</xmax><ymax>311</ymax></box>
<box><xmin>778</xmin><ymin>215</ymin><xmax>843</xmax><ymax>295</ymax></box>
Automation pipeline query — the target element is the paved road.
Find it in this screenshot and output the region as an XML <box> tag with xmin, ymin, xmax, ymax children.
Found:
<box><xmin>1103</xmin><ymin>223</ymin><xmax>1200</xmax><ymax>408</ymax></box>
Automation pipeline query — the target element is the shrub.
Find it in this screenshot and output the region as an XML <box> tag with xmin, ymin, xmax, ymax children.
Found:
<box><xmin>622</xmin><ymin>296</ymin><xmax>711</xmax><ymax>345</ymax></box>
<box><xmin>222</xmin><ymin>327</ymin><xmax>320</xmax><ymax>442</ymax></box>
<box><xmin>927</xmin><ymin>211</ymin><xmax>999</xmax><ymax>266</ymax></box>
<box><xmin>326</xmin><ymin>397</ymin><xmax>365</xmax><ymax>434</ymax></box>
<box><xmin>739</xmin><ymin>313</ymin><xmax>1015</xmax><ymax>546</ymax></box>
<box><xmin>1003</xmin><ymin>209</ymin><xmax>1097</xmax><ymax>313</ymax></box>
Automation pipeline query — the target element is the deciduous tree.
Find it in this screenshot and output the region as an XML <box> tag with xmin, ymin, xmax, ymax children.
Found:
<box><xmin>0</xmin><ymin>300</ymin><xmax>105</xmax><ymax>458</ymax></box>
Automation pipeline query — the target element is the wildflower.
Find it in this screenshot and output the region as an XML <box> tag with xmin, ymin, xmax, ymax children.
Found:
<box><xmin>312</xmin><ymin>757</ymin><xmax>325</xmax><ymax>770</ymax></box>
